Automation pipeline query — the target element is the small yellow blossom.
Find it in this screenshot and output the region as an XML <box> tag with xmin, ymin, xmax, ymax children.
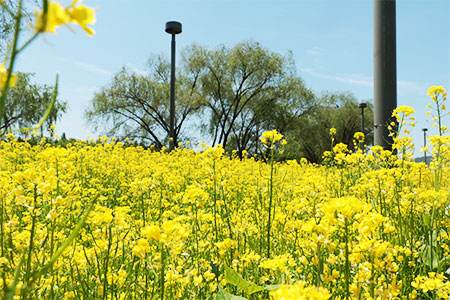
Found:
<box><xmin>392</xmin><ymin>105</ymin><xmax>415</xmax><ymax>121</ymax></box>
<box><xmin>132</xmin><ymin>238</ymin><xmax>150</xmax><ymax>259</ymax></box>
<box><xmin>260</xmin><ymin>129</ymin><xmax>284</xmax><ymax>146</ymax></box>
<box><xmin>427</xmin><ymin>85</ymin><xmax>447</xmax><ymax>102</ymax></box>
<box><xmin>35</xmin><ymin>0</ymin><xmax>95</xmax><ymax>36</ymax></box>
<box><xmin>329</xmin><ymin>127</ymin><xmax>337</xmax><ymax>137</ymax></box>
<box><xmin>0</xmin><ymin>63</ymin><xmax>16</xmax><ymax>89</ymax></box>
<box><xmin>141</xmin><ymin>224</ymin><xmax>161</xmax><ymax>241</ymax></box>
<box><xmin>353</xmin><ymin>132</ymin><xmax>365</xmax><ymax>143</ymax></box>
<box><xmin>271</xmin><ymin>281</ymin><xmax>330</xmax><ymax>300</ymax></box>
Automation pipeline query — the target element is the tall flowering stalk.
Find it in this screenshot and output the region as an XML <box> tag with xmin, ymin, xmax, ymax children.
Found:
<box><xmin>260</xmin><ymin>129</ymin><xmax>286</xmax><ymax>258</ymax></box>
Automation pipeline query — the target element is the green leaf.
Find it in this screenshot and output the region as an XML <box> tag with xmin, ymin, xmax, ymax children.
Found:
<box><xmin>35</xmin><ymin>73</ymin><xmax>58</xmax><ymax>131</ymax></box>
<box><xmin>264</xmin><ymin>284</ymin><xmax>281</xmax><ymax>291</ymax></box>
<box><xmin>224</xmin><ymin>266</ymin><xmax>264</xmax><ymax>295</ymax></box>
<box><xmin>215</xmin><ymin>288</ymin><xmax>248</xmax><ymax>300</ymax></box>
<box><xmin>422</xmin><ymin>244</ymin><xmax>439</xmax><ymax>270</ymax></box>
<box><xmin>422</xmin><ymin>214</ymin><xmax>431</xmax><ymax>226</ymax></box>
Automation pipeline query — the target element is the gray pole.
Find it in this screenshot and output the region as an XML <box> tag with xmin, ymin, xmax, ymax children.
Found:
<box><xmin>165</xmin><ymin>21</ymin><xmax>182</xmax><ymax>151</ymax></box>
<box><xmin>359</xmin><ymin>102</ymin><xmax>367</xmax><ymax>133</ymax></box>
<box><xmin>374</xmin><ymin>0</ymin><xmax>397</xmax><ymax>149</ymax></box>
<box><xmin>361</xmin><ymin>108</ymin><xmax>365</xmax><ymax>133</ymax></box>
<box><xmin>169</xmin><ymin>34</ymin><xmax>176</xmax><ymax>150</ymax></box>
<box><xmin>423</xmin><ymin>128</ymin><xmax>428</xmax><ymax>163</ymax></box>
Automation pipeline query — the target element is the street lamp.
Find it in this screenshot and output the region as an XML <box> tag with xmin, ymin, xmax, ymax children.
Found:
<box><xmin>422</xmin><ymin>128</ymin><xmax>428</xmax><ymax>163</ymax></box>
<box><xmin>165</xmin><ymin>21</ymin><xmax>182</xmax><ymax>151</ymax></box>
<box><xmin>359</xmin><ymin>102</ymin><xmax>368</xmax><ymax>134</ymax></box>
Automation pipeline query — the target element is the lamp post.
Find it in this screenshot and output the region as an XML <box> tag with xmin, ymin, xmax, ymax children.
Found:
<box><xmin>165</xmin><ymin>21</ymin><xmax>182</xmax><ymax>151</ymax></box>
<box><xmin>422</xmin><ymin>128</ymin><xmax>428</xmax><ymax>163</ymax></box>
<box><xmin>359</xmin><ymin>102</ymin><xmax>368</xmax><ymax>134</ymax></box>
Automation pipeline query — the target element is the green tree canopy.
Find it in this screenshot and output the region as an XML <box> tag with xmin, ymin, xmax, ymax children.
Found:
<box><xmin>1</xmin><ymin>72</ymin><xmax>67</xmax><ymax>136</ymax></box>
<box><xmin>0</xmin><ymin>73</ymin><xmax>67</xmax><ymax>136</ymax></box>
<box><xmin>0</xmin><ymin>0</ymin><xmax>36</xmax><ymax>58</ymax></box>
<box><xmin>280</xmin><ymin>92</ymin><xmax>374</xmax><ymax>162</ymax></box>
<box><xmin>184</xmin><ymin>41</ymin><xmax>317</xmax><ymax>153</ymax></box>
<box><xmin>87</xmin><ymin>41</ymin><xmax>373</xmax><ymax>162</ymax></box>
<box><xmin>86</xmin><ymin>56</ymin><xmax>203</xmax><ymax>149</ymax></box>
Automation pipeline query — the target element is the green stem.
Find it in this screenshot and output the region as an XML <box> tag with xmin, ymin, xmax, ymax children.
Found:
<box><xmin>344</xmin><ymin>218</ymin><xmax>350</xmax><ymax>299</ymax></box>
<box><xmin>160</xmin><ymin>245</ymin><xmax>166</xmax><ymax>300</ymax></box>
<box><xmin>27</xmin><ymin>201</ymin><xmax>94</xmax><ymax>288</ymax></box>
<box><xmin>24</xmin><ymin>185</ymin><xmax>38</xmax><ymax>289</ymax></box>
<box><xmin>213</xmin><ymin>159</ymin><xmax>218</xmax><ymax>242</ymax></box>
<box><xmin>266</xmin><ymin>147</ymin><xmax>274</xmax><ymax>258</ymax></box>
<box><xmin>0</xmin><ymin>0</ymin><xmax>23</xmax><ymax>126</ymax></box>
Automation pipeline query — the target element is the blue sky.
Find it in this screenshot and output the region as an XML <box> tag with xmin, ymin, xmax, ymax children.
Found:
<box><xmin>17</xmin><ymin>0</ymin><xmax>450</xmax><ymax>152</ymax></box>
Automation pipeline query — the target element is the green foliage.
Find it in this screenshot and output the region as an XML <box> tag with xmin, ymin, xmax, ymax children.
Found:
<box><xmin>280</xmin><ymin>92</ymin><xmax>374</xmax><ymax>162</ymax></box>
<box><xmin>1</xmin><ymin>73</ymin><xmax>67</xmax><ymax>136</ymax></box>
<box><xmin>0</xmin><ymin>0</ymin><xmax>36</xmax><ymax>58</ymax></box>
<box><xmin>184</xmin><ymin>42</ymin><xmax>316</xmax><ymax>153</ymax></box>
<box><xmin>224</xmin><ymin>266</ymin><xmax>264</xmax><ymax>295</ymax></box>
<box><xmin>215</xmin><ymin>288</ymin><xmax>248</xmax><ymax>300</ymax></box>
<box><xmin>86</xmin><ymin>56</ymin><xmax>203</xmax><ymax>149</ymax></box>
<box><xmin>87</xmin><ymin>41</ymin><xmax>373</xmax><ymax>161</ymax></box>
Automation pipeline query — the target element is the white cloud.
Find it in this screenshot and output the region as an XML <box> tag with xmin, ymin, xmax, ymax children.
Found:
<box><xmin>73</xmin><ymin>61</ymin><xmax>112</xmax><ymax>76</ymax></box>
<box><xmin>306</xmin><ymin>46</ymin><xmax>324</xmax><ymax>56</ymax></box>
<box><xmin>56</xmin><ymin>57</ymin><xmax>112</xmax><ymax>76</ymax></box>
<box><xmin>301</xmin><ymin>68</ymin><xmax>372</xmax><ymax>86</ymax></box>
<box><xmin>301</xmin><ymin>67</ymin><xmax>423</xmax><ymax>95</ymax></box>
<box><xmin>124</xmin><ymin>63</ymin><xmax>147</xmax><ymax>76</ymax></box>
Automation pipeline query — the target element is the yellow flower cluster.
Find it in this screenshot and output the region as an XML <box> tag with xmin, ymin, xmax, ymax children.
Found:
<box><xmin>35</xmin><ymin>0</ymin><xmax>96</xmax><ymax>36</ymax></box>
<box><xmin>260</xmin><ymin>129</ymin><xmax>286</xmax><ymax>147</ymax></box>
<box><xmin>271</xmin><ymin>281</ymin><xmax>331</xmax><ymax>300</ymax></box>
<box><xmin>392</xmin><ymin>105</ymin><xmax>416</xmax><ymax>120</ymax></box>
<box><xmin>0</xmin><ymin>63</ymin><xmax>16</xmax><ymax>89</ymax></box>
<box><xmin>427</xmin><ymin>85</ymin><xmax>447</xmax><ymax>102</ymax></box>
<box><xmin>353</xmin><ymin>131</ymin><xmax>364</xmax><ymax>143</ymax></box>
<box><xmin>412</xmin><ymin>273</ymin><xmax>450</xmax><ymax>299</ymax></box>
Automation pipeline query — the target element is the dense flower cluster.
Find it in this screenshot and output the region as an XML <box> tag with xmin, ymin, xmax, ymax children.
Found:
<box><xmin>35</xmin><ymin>0</ymin><xmax>96</xmax><ymax>36</ymax></box>
<box><xmin>0</xmin><ymin>121</ymin><xmax>448</xmax><ymax>299</ymax></box>
<box><xmin>260</xmin><ymin>129</ymin><xmax>286</xmax><ymax>147</ymax></box>
<box><xmin>0</xmin><ymin>63</ymin><xmax>16</xmax><ymax>89</ymax></box>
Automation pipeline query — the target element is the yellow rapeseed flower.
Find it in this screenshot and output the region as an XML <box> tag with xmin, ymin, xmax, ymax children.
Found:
<box><xmin>132</xmin><ymin>238</ymin><xmax>150</xmax><ymax>259</ymax></box>
<box><xmin>353</xmin><ymin>132</ymin><xmax>365</xmax><ymax>143</ymax></box>
<box><xmin>141</xmin><ymin>224</ymin><xmax>161</xmax><ymax>241</ymax></box>
<box><xmin>427</xmin><ymin>85</ymin><xmax>447</xmax><ymax>102</ymax></box>
<box><xmin>271</xmin><ymin>281</ymin><xmax>331</xmax><ymax>300</ymax></box>
<box><xmin>35</xmin><ymin>1</ymin><xmax>70</xmax><ymax>33</ymax></box>
<box><xmin>35</xmin><ymin>0</ymin><xmax>95</xmax><ymax>36</ymax></box>
<box><xmin>260</xmin><ymin>129</ymin><xmax>284</xmax><ymax>146</ymax></box>
<box><xmin>392</xmin><ymin>105</ymin><xmax>415</xmax><ymax>121</ymax></box>
<box><xmin>66</xmin><ymin>0</ymin><xmax>96</xmax><ymax>36</ymax></box>
<box><xmin>0</xmin><ymin>63</ymin><xmax>16</xmax><ymax>89</ymax></box>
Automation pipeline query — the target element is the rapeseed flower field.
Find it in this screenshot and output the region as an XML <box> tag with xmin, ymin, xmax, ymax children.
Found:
<box><xmin>0</xmin><ymin>102</ymin><xmax>449</xmax><ymax>299</ymax></box>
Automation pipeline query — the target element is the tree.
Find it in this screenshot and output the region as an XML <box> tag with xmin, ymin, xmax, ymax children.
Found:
<box><xmin>0</xmin><ymin>0</ymin><xmax>36</xmax><ymax>58</ymax></box>
<box><xmin>1</xmin><ymin>72</ymin><xmax>67</xmax><ymax>135</ymax></box>
<box><xmin>185</xmin><ymin>41</ymin><xmax>317</xmax><ymax>153</ymax></box>
<box><xmin>228</xmin><ymin>76</ymin><xmax>317</xmax><ymax>157</ymax></box>
<box><xmin>280</xmin><ymin>92</ymin><xmax>374</xmax><ymax>162</ymax></box>
<box><xmin>86</xmin><ymin>56</ymin><xmax>203</xmax><ymax>149</ymax></box>
<box><xmin>87</xmin><ymin>41</ymin><xmax>370</xmax><ymax>160</ymax></box>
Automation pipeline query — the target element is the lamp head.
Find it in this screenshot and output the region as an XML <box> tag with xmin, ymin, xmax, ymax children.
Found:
<box><xmin>165</xmin><ymin>21</ymin><xmax>182</xmax><ymax>35</ymax></box>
